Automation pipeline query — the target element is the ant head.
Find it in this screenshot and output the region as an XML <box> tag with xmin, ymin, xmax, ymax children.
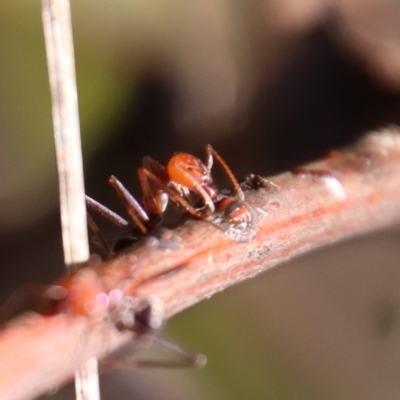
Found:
<box><xmin>167</xmin><ymin>153</ymin><xmax>212</xmax><ymax>189</ymax></box>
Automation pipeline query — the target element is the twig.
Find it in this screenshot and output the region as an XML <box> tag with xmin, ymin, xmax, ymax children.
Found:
<box><xmin>41</xmin><ymin>1</ymin><xmax>100</xmax><ymax>399</ymax></box>
<box><xmin>1</xmin><ymin>128</ymin><xmax>400</xmax><ymax>400</ymax></box>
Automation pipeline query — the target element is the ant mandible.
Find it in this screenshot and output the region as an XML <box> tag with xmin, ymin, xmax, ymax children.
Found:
<box><xmin>86</xmin><ymin>145</ymin><xmax>257</xmax><ymax>255</ymax></box>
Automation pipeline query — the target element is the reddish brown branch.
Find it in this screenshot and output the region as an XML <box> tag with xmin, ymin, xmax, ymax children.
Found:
<box><xmin>2</xmin><ymin>128</ymin><xmax>400</xmax><ymax>400</ymax></box>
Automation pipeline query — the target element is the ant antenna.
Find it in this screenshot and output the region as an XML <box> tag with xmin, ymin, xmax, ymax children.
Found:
<box><xmin>86</xmin><ymin>213</ymin><xmax>113</xmax><ymax>256</ymax></box>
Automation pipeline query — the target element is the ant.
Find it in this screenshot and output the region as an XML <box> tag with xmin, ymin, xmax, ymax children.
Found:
<box><xmin>86</xmin><ymin>145</ymin><xmax>258</xmax><ymax>255</ymax></box>
<box><xmin>50</xmin><ymin>266</ymin><xmax>207</xmax><ymax>368</ymax></box>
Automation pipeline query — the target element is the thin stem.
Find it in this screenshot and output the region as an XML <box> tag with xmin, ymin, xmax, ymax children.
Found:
<box><xmin>41</xmin><ymin>1</ymin><xmax>99</xmax><ymax>399</ymax></box>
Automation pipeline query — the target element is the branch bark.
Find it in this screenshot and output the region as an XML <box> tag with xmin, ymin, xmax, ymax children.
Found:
<box><xmin>2</xmin><ymin>128</ymin><xmax>400</xmax><ymax>400</ymax></box>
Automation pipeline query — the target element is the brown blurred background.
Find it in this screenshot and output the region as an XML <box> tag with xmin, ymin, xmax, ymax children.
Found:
<box><xmin>1</xmin><ymin>1</ymin><xmax>400</xmax><ymax>399</ymax></box>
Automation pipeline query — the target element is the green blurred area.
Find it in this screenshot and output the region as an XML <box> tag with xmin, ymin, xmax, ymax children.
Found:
<box><xmin>2</xmin><ymin>2</ymin><xmax>400</xmax><ymax>400</ymax></box>
<box><xmin>0</xmin><ymin>2</ymin><xmax>132</xmax><ymax>231</ymax></box>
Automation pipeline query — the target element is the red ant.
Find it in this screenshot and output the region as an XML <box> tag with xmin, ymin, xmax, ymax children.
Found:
<box><xmin>86</xmin><ymin>145</ymin><xmax>258</xmax><ymax>255</ymax></box>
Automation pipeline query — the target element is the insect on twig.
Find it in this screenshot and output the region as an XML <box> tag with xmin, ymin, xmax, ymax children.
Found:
<box><xmin>44</xmin><ymin>260</ymin><xmax>207</xmax><ymax>370</ymax></box>
<box><xmin>27</xmin><ymin>144</ymin><xmax>259</xmax><ymax>373</ymax></box>
<box><xmin>86</xmin><ymin>144</ymin><xmax>258</xmax><ymax>256</ymax></box>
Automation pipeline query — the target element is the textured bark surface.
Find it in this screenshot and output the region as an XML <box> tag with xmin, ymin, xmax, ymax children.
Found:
<box><xmin>1</xmin><ymin>128</ymin><xmax>400</xmax><ymax>400</ymax></box>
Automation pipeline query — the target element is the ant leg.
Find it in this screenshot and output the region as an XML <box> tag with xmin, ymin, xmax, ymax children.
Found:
<box><xmin>86</xmin><ymin>213</ymin><xmax>113</xmax><ymax>257</ymax></box>
<box><xmin>140</xmin><ymin>168</ymin><xmax>207</xmax><ymax>217</ymax></box>
<box><xmin>86</xmin><ymin>196</ymin><xmax>135</xmax><ymax>256</ymax></box>
<box><xmin>206</xmin><ymin>145</ymin><xmax>244</xmax><ymax>201</ymax></box>
<box><xmin>104</xmin><ymin>296</ymin><xmax>206</xmax><ymax>369</ymax></box>
<box><xmin>169</xmin><ymin>166</ymin><xmax>215</xmax><ymax>212</ymax></box>
<box><xmin>151</xmin><ymin>333</ymin><xmax>207</xmax><ymax>367</ymax></box>
<box><xmin>103</xmin><ymin>333</ymin><xmax>206</xmax><ymax>369</ymax></box>
<box><xmin>108</xmin><ymin>176</ymin><xmax>150</xmax><ymax>235</ymax></box>
<box><xmin>86</xmin><ymin>196</ymin><xmax>131</xmax><ymax>229</ymax></box>
<box><xmin>138</xmin><ymin>167</ymin><xmax>168</xmax><ymax>220</ymax></box>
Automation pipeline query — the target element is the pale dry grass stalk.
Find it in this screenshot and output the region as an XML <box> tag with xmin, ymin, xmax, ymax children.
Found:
<box><xmin>41</xmin><ymin>0</ymin><xmax>100</xmax><ymax>399</ymax></box>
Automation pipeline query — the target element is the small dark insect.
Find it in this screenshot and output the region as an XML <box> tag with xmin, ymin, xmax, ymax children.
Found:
<box><xmin>87</xmin><ymin>145</ymin><xmax>257</xmax><ymax>255</ymax></box>
<box><xmin>240</xmin><ymin>174</ymin><xmax>270</xmax><ymax>190</ymax></box>
<box><xmin>46</xmin><ymin>266</ymin><xmax>206</xmax><ymax>368</ymax></box>
<box><xmin>0</xmin><ymin>260</ymin><xmax>205</xmax><ymax>371</ymax></box>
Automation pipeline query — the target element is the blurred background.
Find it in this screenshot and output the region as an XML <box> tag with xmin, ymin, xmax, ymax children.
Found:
<box><xmin>2</xmin><ymin>1</ymin><xmax>400</xmax><ymax>399</ymax></box>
